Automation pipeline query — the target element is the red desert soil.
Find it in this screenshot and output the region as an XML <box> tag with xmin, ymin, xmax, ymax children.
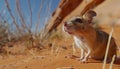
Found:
<box><xmin>1</xmin><ymin>0</ymin><xmax>120</xmax><ymax>69</ymax></box>
<box><xmin>0</xmin><ymin>49</ymin><xmax>119</xmax><ymax>69</ymax></box>
<box><xmin>0</xmin><ymin>37</ymin><xmax>120</xmax><ymax>69</ymax></box>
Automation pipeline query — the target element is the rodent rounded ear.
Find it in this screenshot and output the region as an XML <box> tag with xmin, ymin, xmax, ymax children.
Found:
<box><xmin>85</xmin><ymin>10</ymin><xmax>96</xmax><ymax>17</ymax></box>
<box><xmin>83</xmin><ymin>10</ymin><xmax>96</xmax><ymax>23</ymax></box>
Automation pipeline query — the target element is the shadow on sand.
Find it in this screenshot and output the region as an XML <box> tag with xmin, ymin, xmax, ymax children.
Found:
<box><xmin>65</xmin><ymin>55</ymin><xmax>120</xmax><ymax>65</ymax></box>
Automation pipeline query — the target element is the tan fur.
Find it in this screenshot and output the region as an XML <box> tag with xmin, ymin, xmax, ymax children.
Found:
<box><xmin>63</xmin><ymin>10</ymin><xmax>117</xmax><ymax>62</ymax></box>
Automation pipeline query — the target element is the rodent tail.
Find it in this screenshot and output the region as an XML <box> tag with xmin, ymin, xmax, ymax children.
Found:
<box><xmin>114</xmin><ymin>56</ymin><xmax>120</xmax><ymax>64</ymax></box>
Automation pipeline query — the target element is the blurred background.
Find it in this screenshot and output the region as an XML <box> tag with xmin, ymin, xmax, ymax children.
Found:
<box><xmin>0</xmin><ymin>0</ymin><xmax>120</xmax><ymax>69</ymax></box>
<box><xmin>0</xmin><ymin>0</ymin><xmax>59</xmax><ymax>40</ymax></box>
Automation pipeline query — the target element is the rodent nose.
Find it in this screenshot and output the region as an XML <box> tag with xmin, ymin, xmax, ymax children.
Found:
<box><xmin>64</xmin><ymin>22</ymin><xmax>67</xmax><ymax>26</ymax></box>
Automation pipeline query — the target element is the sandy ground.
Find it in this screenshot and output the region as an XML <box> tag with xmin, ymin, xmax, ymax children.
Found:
<box><xmin>1</xmin><ymin>0</ymin><xmax>120</xmax><ymax>69</ymax></box>
<box><xmin>0</xmin><ymin>26</ymin><xmax>120</xmax><ymax>69</ymax></box>
<box><xmin>0</xmin><ymin>43</ymin><xmax>120</xmax><ymax>69</ymax></box>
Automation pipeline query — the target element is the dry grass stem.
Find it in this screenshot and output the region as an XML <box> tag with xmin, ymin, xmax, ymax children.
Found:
<box><xmin>56</xmin><ymin>47</ymin><xmax>61</xmax><ymax>57</ymax></box>
<box><xmin>102</xmin><ymin>28</ymin><xmax>114</xmax><ymax>69</ymax></box>
<box><xmin>56</xmin><ymin>66</ymin><xmax>74</xmax><ymax>69</ymax></box>
<box><xmin>5</xmin><ymin>0</ymin><xmax>22</xmax><ymax>34</ymax></box>
<box><xmin>51</xmin><ymin>42</ymin><xmax>55</xmax><ymax>55</ymax></box>
<box><xmin>72</xmin><ymin>42</ymin><xmax>76</xmax><ymax>55</ymax></box>
<box><xmin>109</xmin><ymin>55</ymin><xmax>116</xmax><ymax>69</ymax></box>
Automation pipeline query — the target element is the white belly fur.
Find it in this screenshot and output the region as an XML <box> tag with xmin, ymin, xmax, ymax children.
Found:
<box><xmin>73</xmin><ymin>36</ymin><xmax>89</xmax><ymax>51</ymax></box>
<box><xmin>73</xmin><ymin>36</ymin><xmax>91</xmax><ymax>62</ymax></box>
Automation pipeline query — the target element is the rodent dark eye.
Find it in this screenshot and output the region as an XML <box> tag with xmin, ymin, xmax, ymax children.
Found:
<box><xmin>75</xmin><ymin>18</ymin><xmax>83</xmax><ymax>23</ymax></box>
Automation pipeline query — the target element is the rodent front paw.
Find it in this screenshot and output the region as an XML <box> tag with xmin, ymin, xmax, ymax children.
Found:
<box><xmin>80</xmin><ymin>58</ymin><xmax>88</xmax><ymax>63</ymax></box>
<box><xmin>76</xmin><ymin>57</ymin><xmax>84</xmax><ymax>61</ymax></box>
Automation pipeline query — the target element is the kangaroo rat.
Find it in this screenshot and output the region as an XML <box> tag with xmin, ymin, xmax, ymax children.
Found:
<box><xmin>63</xmin><ymin>10</ymin><xmax>117</xmax><ymax>63</ymax></box>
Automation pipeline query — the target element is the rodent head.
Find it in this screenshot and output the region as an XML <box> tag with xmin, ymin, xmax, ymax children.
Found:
<box><xmin>63</xmin><ymin>10</ymin><xmax>96</xmax><ymax>36</ymax></box>
<box><xmin>63</xmin><ymin>16</ymin><xmax>87</xmax><ymax>35</ymax></box>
